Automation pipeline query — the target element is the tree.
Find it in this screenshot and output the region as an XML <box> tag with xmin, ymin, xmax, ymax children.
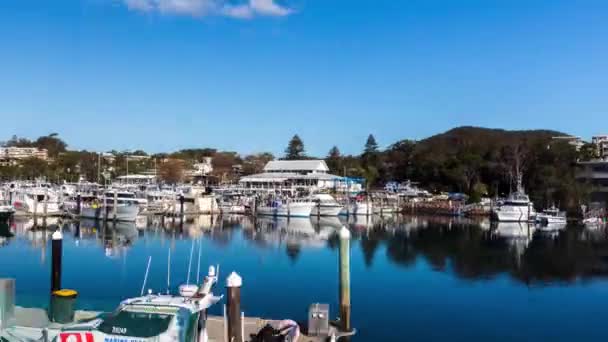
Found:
<box><xmin>364</xmin><ymin>134</ymin><xmax>379</xmax><ymax>155</ymax></box>
<box><xmin>243</xmin><ymin>153</ymin><xmax>274</xmax><ymax>174</ymax></box>
<box><xmin>284</xmin><ymin>135</ymin><xmax>306</xmax><ymax>160</ymax></box>
<box><xmin>34</xmin><ymin>134</ymin><xmax>67</xmax><ymax>157</ymax></box>
<box><xmin>159</xmin><ymin>159</ymin><xmax>185</xmax><ymax>184</ymax></box>
<box><xmin>578</xmin><ymin>143</ymin><xmax>598</xmax><ymax>161</ymax></box>
<box><xmin>326</xmin><ymin>146</ymin><xmax>342</xmax><ymax>173</ymax></box>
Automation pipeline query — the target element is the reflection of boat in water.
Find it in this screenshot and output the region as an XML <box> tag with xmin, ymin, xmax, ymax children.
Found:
<box><xmin>493</xmin><ymin>222</ymin><xmax>535</xmax><ymax>258</ymax></box>
<box><xmin>536</xmin><ymin>222</ymin><xmax>567</xmax><ymax>232</ymax></box>
<box><xmin>493</xmin><ymin>222</ymin><xmax>534</xmax><ymax>239</ymax></box>
<box><xmin>315</xmin><ymin>216</ymin><xmax>343</xmax><ymax>229</ymax></box>
<box><xmin>255</xmin><ymin>217</ymin><xmax>330</xmax><ymax>248</ymax></box>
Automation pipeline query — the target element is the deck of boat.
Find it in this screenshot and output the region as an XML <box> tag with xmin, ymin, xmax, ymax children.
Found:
<box><xmin>1</xmin><ymin>306</ymin><xmax>337</xmax><ymax>342</ymax></box>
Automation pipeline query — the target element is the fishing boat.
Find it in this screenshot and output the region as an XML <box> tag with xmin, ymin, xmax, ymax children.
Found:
<box><xmin>11</xmin><ymin>183</ymin><xmax>62</xmax><ymax>216</ymax></box>
<box><xmin>535</xmin><ymin>206</ymin><xmax>567</xmax><ymax>226</ymax></box>
<box><xmin>310</xmin><ymin>193</ymin><xmax>343</xmax><ymax>216</ymax></box>
<box><xmin>492</xmin><ymin>181</ymin><xmax>535</xmax><ymax>222</ymax></box>
<box><xmin>257</xmin><ymin>198</ymin><xmax>315</xmax><ymax>217</ymax></box>
<box><xmin>52</xmin><ymin>266</ymin><xmax>223</xmax><ymax>342</ymax></box>
<box><xmin>77</xmin><ymin>191</ymin><xmax>140</xmax><ymax>222</ymax></box>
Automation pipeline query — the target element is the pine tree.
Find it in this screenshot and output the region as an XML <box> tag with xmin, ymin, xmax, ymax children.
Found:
<box><xmin>284</xmin><ymin>135</ymin><xmax>306</xmax><ymax>160</ymax></box>
<box><xmin>364</xmin><ymin>134</ymin><xmax>379</xmax><ymax>154</ymax></box>
<box><xmin>326</xmin><ymin>146</ymin><xmax>341</xmax><ymax>172</ymax></box>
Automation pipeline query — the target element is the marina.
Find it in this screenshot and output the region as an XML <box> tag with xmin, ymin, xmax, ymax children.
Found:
<box><xmin>2</xmin><ymin>214</ymin><xmax>608</xmax><ymax>340</ymax></box>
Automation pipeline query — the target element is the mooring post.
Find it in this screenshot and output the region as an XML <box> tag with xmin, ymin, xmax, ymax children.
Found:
<box><xmin>76</xmin><ymin>193</ymin><xmax>81</xmax><ymax>216</ymax></box>
<box><xmin>226</xmin><ymin>272</ymin><xmax>243</xmax><ymax>342</ymax></box>
<box><xmin>51</xmin><ymin>230</ymin><xmax>63</xmax><ymax>292</ymax></box>
<box><xmin>113</xmin><ymin>192</ymin><xmax>118</xmax><ymax>221</ymax></box>
<box><xmin>179</xmin><ymin>194</ymin><xmax>184</xmax><ymax>217</ymax></box>
<box><xmin>339</xmin><ymin>226</ymin><xmax>351</xmax><ymax>333</ymax></box>
<box><xmin>43</xmin><ymin>187</ymin><xmax>48</xmax><ymax>217</ymax></box>
<box><xmin>34</xmin><ymin>194</ymin><xmax>39</xmax><ymax>219</ymax></box>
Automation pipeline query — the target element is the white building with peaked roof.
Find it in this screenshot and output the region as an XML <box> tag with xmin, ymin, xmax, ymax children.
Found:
<box><xmin>239</xmin><ymin>159</ymin><xmax>361</xmax><ymax>193</ymax></box>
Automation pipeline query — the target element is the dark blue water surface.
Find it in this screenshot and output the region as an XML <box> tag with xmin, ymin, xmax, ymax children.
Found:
<box><xmin>1</xmin><ymin>215</ymin><xmax>608</xmax><ymax>341</ymax></box>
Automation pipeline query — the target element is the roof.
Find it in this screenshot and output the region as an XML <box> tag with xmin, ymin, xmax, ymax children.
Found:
<box><xmin>240</xmin><ymin>172</ymin><xmax>342</xmax><ymax>183</ymax></box>
<box><xmin>264</xmin><ymin>160</ymin><xmax>329</xmax><ymax>172</ymax></box>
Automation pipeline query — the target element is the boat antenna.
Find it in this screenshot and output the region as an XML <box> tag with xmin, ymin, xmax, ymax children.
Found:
<box><xmin>166</xmin><ymin>248</ymin><xmax>171</xmax><ymax>295</ymax></box>
<box><xmin>140</xmin><ymin>256</ymin><xmax>152</xmax><ymax>296</ymax></box>
<box><xmin>196</xmin><ymin>237</ymin><xmax>202</xmax><ymax>284</ymax></box>
<box><xmin>186</xmin><ymin>238</ymin><xmax>195</xmax><ymax>285</ymax></box>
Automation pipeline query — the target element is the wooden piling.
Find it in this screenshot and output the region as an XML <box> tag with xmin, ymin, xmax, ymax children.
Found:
<box><xmin>43</xmin><ymin>188</ymin><xmax>48</xmax><ymax>217</ymax></box>
<box><xmin>51</xmin><ymin>230</ymin><xmax>63</xmax><ymax>292</ymax></box>
<box><xmin>76</xmin><ymin>193</ymin><xmax>81</xmax><ymax>216</ymax></box>
<box><xmin>113</xmin><ymin>192</ymin><xmax>118</xmax><ymax>221</ymax></box>
<box><xmin>339</xmin><ymin>226</ymin><xmax>351</xmax><ymax>333</ymax></box>
<box><xmin>226</xmin><ymin>272</ymin><xmax>243</xmax><ymax>342</ymax></box>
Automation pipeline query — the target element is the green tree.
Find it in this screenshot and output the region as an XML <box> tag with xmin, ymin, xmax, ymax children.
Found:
<box><xmin>34</xmin><ymin>133</ymin><xmax>67</xmax><ymax>157</ymax></box>
<box><xmin>364</xmin><ymin>134</ymin><xmax>379</xmax><ymax>154</ymax></box>
<box><xmin>578</xmin><ymin>143</ymin><xmax>598</xmax><ymax>161</ymax></box>
<box><xmin>325</xmin><ymin>146</ymin><xmax>342</xmax><ymax>173</ymax></box>
<box><xmin>284</xmin><ymin>135</ymin><xmax>306</xmax><ymax>160</ymax></box>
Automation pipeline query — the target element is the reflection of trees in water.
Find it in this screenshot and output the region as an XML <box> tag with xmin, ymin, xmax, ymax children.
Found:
<box><xmin>375</xmin><ymin>218</ymin><xmax>608</xmax><ymax>284</ymax></box>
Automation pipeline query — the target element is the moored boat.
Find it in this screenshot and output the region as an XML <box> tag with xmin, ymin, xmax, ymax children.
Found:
<box><xmin>310</xmin><ymin>193</ymin><xmax>343</xmax><ymax>216</ymax></box>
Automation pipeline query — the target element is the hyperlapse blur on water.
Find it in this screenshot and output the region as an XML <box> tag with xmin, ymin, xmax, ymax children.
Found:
<box><xmin>1</xmin><ymin>214</ymin><xmax>608</xmax><ymax>341</ymax></box>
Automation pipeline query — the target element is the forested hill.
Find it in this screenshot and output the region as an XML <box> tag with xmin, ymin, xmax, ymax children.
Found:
<box><xmin>414</xmin><ymin>126</ymin><xmax>567</xmax><ymax>157</ymax></box>
<box><xmin>393</xmin><ymin>126</ymin><xmax>584</xmax><ymax>211</ymax></box>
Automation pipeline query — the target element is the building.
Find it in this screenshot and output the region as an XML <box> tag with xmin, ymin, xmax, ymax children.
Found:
<box><xmin>576</xmin><ymin>160</ymin><xmax>608</xmax><ymax>204</ymax></box>
<box><xmin>239</xmin><ymin>159</ymin><xmax>361</xmax><ymax>193</ymax></box>
<box><xmin>552</xmin><ymin>136</ymin><xmax>584</xmax><ymax>151</ymax></box>
<box><xmin>0</xmin><ymin>147</ymin><xmax>48</xmax><ymax>166</ymax></box>
<box><xmin>592</xmin><ymin>135</ymin><xmax>608</xmax><ymax>159</ymax></box>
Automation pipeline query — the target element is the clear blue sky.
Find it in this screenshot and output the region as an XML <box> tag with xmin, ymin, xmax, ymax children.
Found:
<box><xmin>1</xmin><ymin>0</ymin><xmax>607</xmax><ymax>157</ymax></box>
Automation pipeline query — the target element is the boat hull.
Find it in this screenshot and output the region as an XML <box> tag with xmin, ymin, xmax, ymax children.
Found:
<box><xmin>311</xmin><ymin>204</ymin><xmax>343</xmax><ymax>216</ymax></box>
<box><xmin>257</xmin><ymin>202</ymin><xmax>314</xmax><ymax>217</ymax></box>
<box><xmin>80</xmin><ymin>205</ymin><xmax>139</xmax><ymax>222</ymax></box>
<box><xmin>340</xmin><ymin>202</ymin><xmax>374</xmax><ymax>216</ymax></box>
<box><xmin>493</xmin><ymin>206</ymin><xmax>536</xmax><ymax>222</ymax></box>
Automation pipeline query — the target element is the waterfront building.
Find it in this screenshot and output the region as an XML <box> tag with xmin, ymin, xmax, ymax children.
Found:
<box><xmin>576</xmin><ymin>160</ymin><xmax>608</xmax><ymax>203</ymax></box>
<box><xmin>239</xmin><ymin>159</ymin><xmax>361</xmax><ymax>193</ymax></box>
<box><xmin>592</xmin><ymin>135</ymin><xmax>608</xmax><ymax>159</ymax></box>
<box><xmin>0</xmin><ymin>147</ymin><xmax>48</xmax><ymax>166</ymax></box>
<box><xmin>552</xmin><ymin>135</ymin><xmax>584</xmax><ymax>151</ymax></box>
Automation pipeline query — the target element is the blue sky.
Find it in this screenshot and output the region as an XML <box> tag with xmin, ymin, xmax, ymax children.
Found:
<box><xmin>1</xmin><ymin>0</ymin><xmax>607</xmax><ymax>157</ymax></box>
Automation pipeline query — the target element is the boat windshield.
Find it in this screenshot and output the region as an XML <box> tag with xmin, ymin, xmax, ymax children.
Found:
<box><xmin>97</xmin><ymin>310</ymin><xmax>174</xmax><ymax>337</ymax></box>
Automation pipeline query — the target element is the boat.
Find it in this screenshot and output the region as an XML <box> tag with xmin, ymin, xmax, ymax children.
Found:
<box><xmin>492</xmin><ymin>179</ymin><xmax>535</xmax><ymax>222</ymax></box>
<box><xmin>52</xmin><ymin>266</ymin><xmax>222</xmax><ymax>342</ymax></box>
<box><xmin>257</xmin><ymin>198</ymin><xmax>315</xmax><ymax>217</ymax></box>
<box><xmin>11</xmin><ymin>183</ymin><xmax>62</xmax><ymax>216</ymax></box>
<box><xmin>0</xmin><ymin>204</ymin><xmax>15</xmax><ymax>220</ymax></box>
<box><xmin>310</xmin><ymin>193</ymin><xmax>343</xmax><ymax>216</ymax></box>
<box><xmin>78</xmin><ymin>191</ymin><xmax>139</xmax><ymax>222</ymax></box>
<box><xmin>340</xmin><ymin>200</ymin><xmax>374</xmax><ymax>216</ymax></box>
<box><xmin>535</xmin><ymin>206</ymin><xmax>567</xmax><ymax>226</ymax></box>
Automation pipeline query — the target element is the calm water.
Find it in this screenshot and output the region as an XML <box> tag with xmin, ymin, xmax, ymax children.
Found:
<box><xmin>1</xmin><ymin>215</ymin><xmax>608</xmax><ymax>341</ymax></box>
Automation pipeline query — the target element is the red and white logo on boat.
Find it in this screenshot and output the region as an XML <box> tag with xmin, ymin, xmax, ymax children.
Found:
<box><xmin>58</xmin><ymin>332</ymin><xmax>94</xmax><ymax>342</ymax></box>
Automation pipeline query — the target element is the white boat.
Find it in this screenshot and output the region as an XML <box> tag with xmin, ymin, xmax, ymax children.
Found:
<box><xmin>51</xmin><ymin>266</ymin><xmax>223</xmax><ymax>342</ymax></box>
<box><xmin>311</xmin><ymin>194</ymin><xmax>343</xmax><ymax>216</ymax></box>
<box><xmin>11</xmin><ymin>184</ymin><xmax>62</xmax><ymax>216</ymax></box>
<box><xmin>78</xmin><ymin>191</ymin><xmax>140</xmax><ymax>222</ymax></box>
<box><xmin>493</xmin><ymin>187</ymin><xmax>535</xmax><ymax>222</ymax></box>
<box><xmin>535</xmin><ymin>206</ymin><xmax>567</xmax><ymax>225</ymax></box>
<box><xmin>341</xmin><ymin>201</ymin><xmax>374</xmax><ymax>216</ymax></box>
<box><xmin>257</xmin><ymin>198</ymin><xmax>315</xmax><ymax>217</ymax></box>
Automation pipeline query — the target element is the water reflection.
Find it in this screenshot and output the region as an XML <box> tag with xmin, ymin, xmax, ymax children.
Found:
<box><xmin>2</xmin><ymin>214</ymin><xmax>608</xmax><ymax>285</ymax></box>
